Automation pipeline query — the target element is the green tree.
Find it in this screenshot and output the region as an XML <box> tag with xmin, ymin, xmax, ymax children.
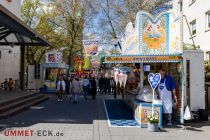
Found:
<box><xmin>205</xmin><ymin>60</ymin><xmax>210</xmax><ymax>82</ymax></box>
<box><xmin>21</xmin><ymin>0</ymin><xmax>63</xmax><ymax>64</ymax></box>
<box><xmin>95</xmin><ymin>0</ymin><xmax>171</xmax><ymax>44</ymax></box>
<box><xmin>45</xmin><ymin>0</ymin><xmax>96</xmax><ymax>71</ymax></box>
<box><xmin>83</xmin><ymin>56</ymin><xmax>91</xmax><ymax>70</ymax></box>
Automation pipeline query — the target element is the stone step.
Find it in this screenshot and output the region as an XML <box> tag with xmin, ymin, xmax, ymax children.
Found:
<box><xmin>0</xmin><ymin>94</ymin><xmax>45</xmax><ymax>113</ymax></box>
<box><xmin>0</xmin><ymin>95</ymin><xmax>48</xmax><ymax>119</ymax></box>
<box><xmin>0</xmin><ymin>92</ymin><xmax>38</xmax><ymax>107</ymax></box>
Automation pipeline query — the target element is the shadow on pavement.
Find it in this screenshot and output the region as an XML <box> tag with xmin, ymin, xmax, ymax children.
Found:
<box><xmin>0</xmin><ymin>94</ymin><xmax>108</xmax><ymax>131</ymax></box>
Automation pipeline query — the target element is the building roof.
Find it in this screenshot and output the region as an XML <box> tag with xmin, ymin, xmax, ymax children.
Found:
<box><xmin>0</xmin><ymin>4</ymin><xmax>51</xmax><ymax>46</ymax></box>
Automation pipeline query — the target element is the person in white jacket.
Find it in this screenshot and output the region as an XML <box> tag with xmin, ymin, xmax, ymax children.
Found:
<box><xmin>56</xmin><ymin>76</ymin><xmax>66</xmax><ymax>102</ymax></box>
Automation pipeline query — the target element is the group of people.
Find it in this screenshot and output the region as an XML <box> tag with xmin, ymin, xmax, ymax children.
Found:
<box><xmin>0</xmin><ymin>78</ymin><xmax>15</xmax><ymax>91</ymax></box>
<box><xmin>56</xmin><ymin>76</ymin><xmax>97</xmax><ymax>103</ymax></box>
<box><xmin>98</xmin><ymin>76</ymin><xmax>115</xmax><ymax>94</ymax></box>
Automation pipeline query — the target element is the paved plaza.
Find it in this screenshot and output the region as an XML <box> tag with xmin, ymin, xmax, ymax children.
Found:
<box><xmin>0</xmin><ymin>93</ymin><xmax>209</xmax><ymax>140</ymax></box>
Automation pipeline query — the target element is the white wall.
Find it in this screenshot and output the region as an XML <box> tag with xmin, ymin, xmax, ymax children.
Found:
<box><xmin>0</xmin><ymin>0</ymin><xmax>21</xmax><ymax>83</ymax></box>
<box><xmin>183</xmin><ymin>50</ymin><xmax>205</xmax><ymax>111</ymax></box>
<box><xmin>0</xmin><ymin>46</ymin><xmax>20</xmax><ymax>83</ymax></box>
<box><xmin>181</xmin><ymin>0</ymin><xmax>210</xmax><ymax>59</ymax></box>
<box><xmin>0</xmin><ymin>0</ymin><xmax>21</xmax><ymax>17</ymax></box>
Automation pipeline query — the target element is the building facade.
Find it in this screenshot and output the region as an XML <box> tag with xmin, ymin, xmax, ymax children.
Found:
<box><xmin>174</xmin><ymin>0</ymin><xmax>210</xmax><ymax>60</ymax></box>
<box><xmin>0</xmin><ymin>0</ymin><xmax>21</xmax><ymax>83</ymax></box>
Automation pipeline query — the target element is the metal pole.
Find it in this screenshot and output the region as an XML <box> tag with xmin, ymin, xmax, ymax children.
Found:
<box><xmin>20</xmin><ymin>45</ymin><xmax>25</xmax><ymax>90</ymax></box>
<box><xmin>140</xmin><ymin>63</ymin><xmax>144</xmax><ymax>89</ymax></box>
<box><xmin>183</xmin><ymin>15</ymin><xmax>196</xmax><ymax>47</ymax></box>
<box><xmin>180</xmin><ymin>1</ymin><xmax>185</xmax><ymax>124</ymax></box>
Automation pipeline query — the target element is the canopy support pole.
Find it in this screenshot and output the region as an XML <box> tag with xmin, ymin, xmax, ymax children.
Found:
<box><xmin>140</xmin><ymin>63</ymin><xmax>144</xmax><ymax>89</ymax></box>
<box><xmin>20</xmin><ymin>45</ymin><xmax>25</xmax><ymax>90</ymax></box>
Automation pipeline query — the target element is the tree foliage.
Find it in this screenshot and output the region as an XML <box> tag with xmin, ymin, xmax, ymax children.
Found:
<box><xmin>21</xmin><ymin>0</ymin><xmax>172</xmax><ymax>67</ymax></box>
<box><xmin>21</xmin><ymin>0</ymin><xmax>63</xmax><ymax>64</ymax></box>
<box><xmin>95</xmin><ymin>0</ymin><xmax>172</xmax><ymax>44</ymax></box>
<box><xmin>83</xmin><ymin>56</ymin><xmax>91</xmax><ymax>70</ymax></box>
<box><xmin>21</xmin><ymin>0</ymin><xmax>96</xmax><ymax>66</ymax></box>
<box><xmin>205</xmin><ymin>60</ymin><xmax>210</xmax><ymax>82</ymax></box>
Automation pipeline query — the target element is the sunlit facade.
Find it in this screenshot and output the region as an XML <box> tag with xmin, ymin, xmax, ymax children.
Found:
<box><xmin>174</xmin><ymin>0</ymin><xmax>210</xmax><ymax>60</ymax></box>
<box><xmin>0</xmin><ymin>0</ymin><xmax>21</xmax><ymax>83</ymax></box>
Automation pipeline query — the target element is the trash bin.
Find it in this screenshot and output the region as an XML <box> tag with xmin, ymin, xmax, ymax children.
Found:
<box><xmin>199</xmin><ymin>109</ymin><xmax>208</xmax><ymax>121</ymax></box>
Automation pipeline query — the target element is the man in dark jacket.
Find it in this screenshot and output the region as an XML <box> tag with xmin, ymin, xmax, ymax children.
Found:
<box><xmin>90</xmin><ymin>77</ymin><xmax>97</xmax><ymax>100</ymax></box>
<box><xmin>98</xmin><ymin>76</ymin><xmax>104</xmax><ymax>94</ymax></box>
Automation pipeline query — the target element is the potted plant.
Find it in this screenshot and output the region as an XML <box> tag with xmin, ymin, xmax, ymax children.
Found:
<box><xmin>147</xmin><ymin>115</ymin><xmax>159</xmax><ymax>132</ymax></box>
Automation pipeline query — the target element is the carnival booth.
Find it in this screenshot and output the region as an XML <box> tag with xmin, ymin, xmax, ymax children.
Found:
<box><xmin>103</xmin><ymin>10</ymin><xmax>205</xmax><ymax>127</ymax></box>
<box><xmin>41</xmin><ymin>50</ymin><xmax>69</xmax><ymax>93</ymax></box>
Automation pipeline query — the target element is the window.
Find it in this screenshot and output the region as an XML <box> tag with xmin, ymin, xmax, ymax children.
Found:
<box><xmin>190</xmin><ymin>20</ymin><xmax>196</xmax><ymax>36</ymax></box>
<box><xmin>206</xmin><ymin>11</ymin><xmax>210</xmax><ymax>30</ymax></box>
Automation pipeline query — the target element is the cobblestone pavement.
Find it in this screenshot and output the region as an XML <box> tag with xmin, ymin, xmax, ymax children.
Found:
<box><xmin>0</xmin><ymin>93</ymin><xmax>209</xmax><ymax>140</ymax></box>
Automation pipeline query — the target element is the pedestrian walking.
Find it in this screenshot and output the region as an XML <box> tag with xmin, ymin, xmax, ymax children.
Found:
<box><xmin>71</xmin><ymin>77</ymin><xmax>82</xmax><ymax>103</ymax></box>
<box><xmin>98</xmin><ymin>76</ymin><xmax>105</xmax><ymax>94</ymax></box>
<box><xmin>110</xmin><ymin>77</ymin><xmax>115</xmax><ymax>94</ymax></box>
<box><xmin>90</xmin><ymin>77</ymin><xmax>97</xmax><ymax>100</ymax></box>
<box><xmin>104</xmin><ymin>77</ymin><xmax>110</xmax><ymax>94</ymax></box>
<box><xmin>65</xmin><ymin>77</ymin><xmax>71</xmax><ymax>96</ymax></box>
<box><xmin>56</xmin><ymin>76</ymin><xmax>66</xmax><ymax>102</ymax></box>
<box><xmin>82</xmin><ymin>77</ymin><xmax>90</xmax><ymax>100</ymax></box>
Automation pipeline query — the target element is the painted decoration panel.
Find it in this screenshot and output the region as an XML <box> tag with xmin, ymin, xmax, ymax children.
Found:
<box><xmin>141</xmin><ymin>13</ymin><xmax>167</xmax><ymax>54</ymax></box>
<box><xmin>122</xmin><ymin>22</ymin><xmax>139</xmax><ymax>54</ymax></box>
<box><xmin>121</xmin><ymin>11</ymin><xmax>182</xmax><ymax>55</ymax></box>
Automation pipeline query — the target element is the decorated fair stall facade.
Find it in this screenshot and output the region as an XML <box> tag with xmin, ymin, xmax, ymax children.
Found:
<box><xmin>103</xmin><ymin>10</ymin><xmax>202</xmax><ymax>126</ymax></box>
<box><xmin>27</xmin><ymin>50</ymin><xmax>69</xmax><ymax>91</ymax></box>
<box><xmin>41</xmin><ymin>50</ymin><xmax>69</xmax><ymax>92</ymax></box>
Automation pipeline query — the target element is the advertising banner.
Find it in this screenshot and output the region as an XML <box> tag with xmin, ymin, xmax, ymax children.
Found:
<box><xmin>90</xmin><ymin>55</ymin><xmax>101</xmax><ymax>69</ymax></box>
<box><xmin>45</xmin><ymin>51</ymin><xmax>62</xmax><ymax>63</ymax></box>
<box><xmin>83</xmin><ymin>40</ymin><xmax>98</xmax><ymax>56</ymax></box>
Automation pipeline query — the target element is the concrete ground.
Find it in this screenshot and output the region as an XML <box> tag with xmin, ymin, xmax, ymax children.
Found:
<box><xmin>0</xmin><ymin>93</ymin><xmax>209</xmax><ymax>140</ymax></box>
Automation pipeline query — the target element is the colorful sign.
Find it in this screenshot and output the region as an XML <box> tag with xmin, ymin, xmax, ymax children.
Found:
<box><xmin>148</xmin><ymin>73</ymin><xmax>161</xmax><ymax>89</ymax></box>
<box><xmin>90</xmin><ymin>55</ymin><xmax>101</xmax><ymax>69</ymax></box>
<box><xmin>45</xmin><ymin>51</ymin><xmax>63</xmax><ymax>63</ymax></box>
<box><xmin>90</xmin><ymin>59</ymin><xmax>100</xmax><ymax>69</ymax></box>
<box><xmin>104</xmin><ymin>55</ymin><xmax>182</xmax><ymax>63</ymax></box>
<box><xmin>83</xmin><ymin>40</ymin><xmax>98</xmax><ymax>56</ymax></box>
<box><xmin>121</xmin><ymin>10</ymin><xmax>182</xmax><ymax>55</ymax></box>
